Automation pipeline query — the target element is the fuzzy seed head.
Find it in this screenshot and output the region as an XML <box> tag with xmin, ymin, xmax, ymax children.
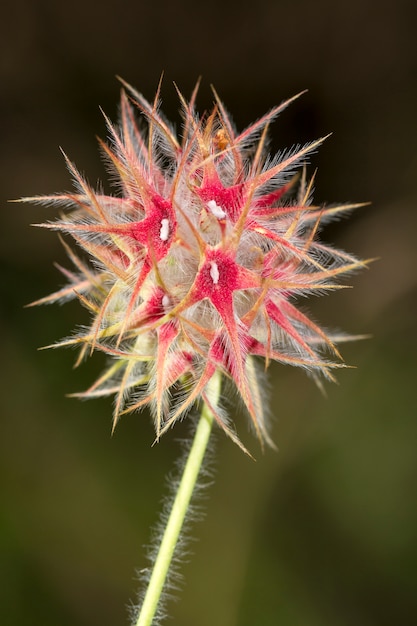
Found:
<box><xmin>26</xmin><ymin>80</ymin><xmax>365</xmax><ymax>451</ymax></box>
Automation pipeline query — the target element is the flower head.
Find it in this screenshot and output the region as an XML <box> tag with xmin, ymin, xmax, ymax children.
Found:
<box><xmin>26</xmin><ymin>80</ymin><xmax>365</xmax><ymax>451</ymax></box>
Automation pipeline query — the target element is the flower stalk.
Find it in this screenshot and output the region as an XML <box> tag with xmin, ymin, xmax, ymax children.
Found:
<box><xmin>135</xmin><ymin>369</ymin><xmax>221</xmax><ymax>626</ymax></box>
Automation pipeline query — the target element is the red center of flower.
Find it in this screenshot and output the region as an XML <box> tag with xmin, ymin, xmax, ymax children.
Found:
<box><xmin>127</xmin><ymin>194</ymin><xmax>176</xmax><ymax>261</ymax></box>
<box><xmin>196</xmin><ymin>250</ymin><xmax>239</xmax><ymax>303</ymax></box>
<box><xmin>196</xmin><ymin>180</ymin><xmax>245</xmax><ymax>222</ymax></box>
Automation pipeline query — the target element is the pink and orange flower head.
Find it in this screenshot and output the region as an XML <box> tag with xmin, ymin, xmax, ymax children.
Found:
<box><xmin>27</xmin><ymin>80</ymin><xmax>366</xmax><ymax>452</ymax></box>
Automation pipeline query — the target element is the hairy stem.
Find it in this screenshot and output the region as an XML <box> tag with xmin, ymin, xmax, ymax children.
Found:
<box><xmin>135</xmin><ymin>370</ymin><xmax>222</xmax><ymax>626</ymax></box>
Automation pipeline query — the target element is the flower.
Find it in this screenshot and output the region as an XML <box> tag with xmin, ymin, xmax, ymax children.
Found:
<box><xmin>26</xmin><ymin>80</ymin><xmax>365</xmax><ymax>451</ymax></box>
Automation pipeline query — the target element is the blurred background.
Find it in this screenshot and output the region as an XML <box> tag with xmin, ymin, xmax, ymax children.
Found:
<box><xmin>1</xmin><ymin>0</ymin><xmax>417</xmax><ymax>624</ymax></box>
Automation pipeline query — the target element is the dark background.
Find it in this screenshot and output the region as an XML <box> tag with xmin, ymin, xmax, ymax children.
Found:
<box><xmin>2</xmin><ymin>0</ymin><xmax>417</xmax><ymax>624</ymax></box>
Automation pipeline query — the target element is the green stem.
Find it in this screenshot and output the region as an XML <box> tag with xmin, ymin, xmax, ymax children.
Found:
<box><xmin>135</xmin><ymin>370</ymin><xmax>222</xmax><ymax>626</ymax></box>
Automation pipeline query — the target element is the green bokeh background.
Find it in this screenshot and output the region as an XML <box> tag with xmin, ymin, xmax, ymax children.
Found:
<box><xmin>2</xmin><ymin>0</ymin><xmax>416</xmax><ymax>624</ymax></box>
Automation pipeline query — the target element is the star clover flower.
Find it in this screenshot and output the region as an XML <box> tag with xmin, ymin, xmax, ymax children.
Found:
<box><xmin>27</xmin><ymin>80</ymin><xmax>365</xmax><ymax>451</ymax></box>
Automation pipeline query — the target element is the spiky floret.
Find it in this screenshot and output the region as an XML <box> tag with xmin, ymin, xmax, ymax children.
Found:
<box><xmin>24</xmin><ymin>80</ymin><xmax>366</xmax><ymax>451</ymax></box>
